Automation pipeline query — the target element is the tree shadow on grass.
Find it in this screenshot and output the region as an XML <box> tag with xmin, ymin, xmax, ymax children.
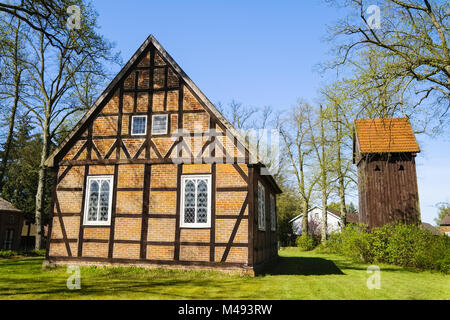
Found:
<box><xmin>264</xmin><ymin>257</ymin><xmax>345</xmax><ymax>276</ymax></box>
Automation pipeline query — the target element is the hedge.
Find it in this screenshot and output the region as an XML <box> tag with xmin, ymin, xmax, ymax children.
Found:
<box><xmin>326</xmin><ymin>223</ymin><xmax>450</xmax><ymax>273</ymax></box>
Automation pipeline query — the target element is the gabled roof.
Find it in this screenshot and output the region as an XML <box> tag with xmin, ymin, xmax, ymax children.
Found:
<box><xmin>422</xmin><ymin>222</ymin><xmax>441</xmax><ymax>235</ymax></box>
<box><xmin>289</xmin><ymin>207</ymin><xmax>340</xmax><ymax>223</ymax></box>
<box><xmin>355</xmin><ymin>118</ymin><xmax>420</xmax><ymax>154</ymax></box>
<box><xmin>44</xmin><ymin>35</ymin><xmax>265</xmax><ymax>172</ymax></box>
<box><xmin>441</xmin><ymin>214</ymin><xmax>450</xmax><ymax>226</ymax></box>
<box><xmin>289</xmin><ymin>206</ymin><xmax>360</xmax><ymax>224</ymax></box>
<box><xmin>0</xmin><ymin>197</ymin><xmax>21</xmax><ymax>213</ymax></box>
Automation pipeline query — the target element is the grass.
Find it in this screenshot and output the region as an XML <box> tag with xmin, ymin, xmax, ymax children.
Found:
<box><xmin>0</xmin><ymin>248</ymin><xmax>448</xmax><ymax>300</ymax></box>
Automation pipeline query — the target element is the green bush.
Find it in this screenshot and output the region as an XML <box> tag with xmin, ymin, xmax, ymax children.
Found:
<box><xmin>326</xmin><ymin>223</ymin><xmax>450</xmax><ymax>273</ymax></box>
<box><xmin>24</xmin><ymin>249</ymin><xmax>46</xmax><ymax>257</ymax></box>
<box><xmin>0</xmin><ymin>251</ymin><xmax>17</xmax><ymax>258</ymax></box>
<box><xmin>334</xmin><ymin>224</ymin><xmax>374</xmax><ymax>263</ymax></box>
<box><xmin>296</xmin><ymin>234</ymin><xmax>317</xmax><ymax>251</ymax></box>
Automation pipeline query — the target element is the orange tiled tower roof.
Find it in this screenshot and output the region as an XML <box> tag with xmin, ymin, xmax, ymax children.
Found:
<box><xmin>355</xmin><ymin>118</ymin><xmax>420</xmax><ymax>154</ymax></box>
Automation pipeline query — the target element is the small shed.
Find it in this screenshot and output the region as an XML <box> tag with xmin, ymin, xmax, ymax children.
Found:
<box><xmin>421</xmin><ymin>222</ymin><xmax>441</xmax><ymax>236</ymax></box>
<box><xmin>354</xmin><ymin>118</ymin><xmax>421</xmax><ymax>229</ymax></box>
<box><xmin>0</xmin><ymin>198</ymin><xmax>23</xmax><ymax>251</ymax></box>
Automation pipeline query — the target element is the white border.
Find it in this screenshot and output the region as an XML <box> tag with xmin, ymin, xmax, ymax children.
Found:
<box><xmin>131</xmin><ymin>115</ymin><xmax>147</xmax><ymax>136</ymax></box>
<box><xmin>180</xmin><ymin>175</ymin><xmax>212</xmax><ymax>229</ymax></box>
<box><xmin>151</xmin><ymin>114</ymin><xmax>168</xmax><ymax>135</ymax></box>
<box><xmin>83</xmin><ymin>176</ymin><xmax>114</xmax><ymax>226</ymax></box>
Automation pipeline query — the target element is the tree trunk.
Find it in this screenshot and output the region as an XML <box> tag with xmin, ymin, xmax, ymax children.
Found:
<box><xmin>301</xmin><ymin>200</ymin><xmax>309</xmax><ymax>236</ymax></box>
<box><xmin>35</xmin><ymin>128</ymin><xmax>49</xmax><ymax>250</ymax></box>
<box><xmin>320</xmin><ymin>106</ymin><xmax>328</xmax><ymax>244</ymax></box>
<box><xmin>0</xmin><ymin>76</ymin><xmax>20</xmax><ymax>189</ymax></box>
<box><xmin>321</xmin><ymin>192</ymin><xmax>327</xmax><ymax>243</ymax></box>
<box><xmin>335</xmin><ymin>105</ymin><xmax>347</xmax><ymax>228</ymax></box>
<box><xmin>339</xmin><ymin>174</ymin><xmax>347</xmax><ymax>227</ymax></box>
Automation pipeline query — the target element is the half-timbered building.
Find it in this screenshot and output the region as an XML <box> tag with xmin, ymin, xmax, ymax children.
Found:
<box><xmin>43</xmin><ymin>35</ymin><xmax>281</xmax><ymax>275</ymax></box>
<box><xmin>354</xmin><ymin>118</ymin><xmax>421</xmax><ymax>229</ymax></box>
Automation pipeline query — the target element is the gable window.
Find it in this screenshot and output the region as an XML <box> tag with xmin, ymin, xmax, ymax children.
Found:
<box><xmin>84</xmin><ymin>176</ymin><xmax>113</xmax><ymax>226</ymax></box>
<box><xmin>152</xmin><ymin>114</ymin><xmax>168</xmax><ymax>135</ymax></box>
<box><xmin>270</xmin><ymin>194</ymin><xmax>276</xmax><ymax>231</ymax></box>
<box><xmin>131</xmin><ymin>116</ymin><xmax>147</xmax><ymax>135</ymax></box>
<box><xmin>180</xmin><ymin>175</ymin><xmax>211</xmax><ymax>228</ymax></box>
<box><xmin>258</xmin><ymin>181</ymin><xmax>266</xmax><ymax>231</ymax></box>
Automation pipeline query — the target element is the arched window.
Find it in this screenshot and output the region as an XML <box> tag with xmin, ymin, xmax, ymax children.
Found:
<box><xmin>84</xmin><ymin>176</ymin><xmax>113</xmax><ymax>226</ymax></box>
<box><xmin>180</xmin><ymin>175</ymin><xmax>211</xmax><ymax>228</ymax></box>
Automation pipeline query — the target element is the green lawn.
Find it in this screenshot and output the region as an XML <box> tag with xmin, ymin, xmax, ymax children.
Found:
<box><xmin>0</xmin><ymin>248</ymin><xmax>448</xmax><ymax>300</ymax></box>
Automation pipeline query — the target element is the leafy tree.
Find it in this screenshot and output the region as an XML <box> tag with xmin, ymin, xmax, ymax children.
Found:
<box><xmin>434</xmin><ymin>202</ymin><xmax>450</xmax><ymax>226</ymax></box>
<box><xmin>1</xmin><ymin>115</ymin><xmax>52</xmax><ymax>225</ymax></box>
<box><xmin>329</xmin><ymin>201</ymin><xmax>358</xmax><ymax>214</ymax></box>
<box><xmin>276</xmin><ymin>186</ymin><xmax>301</xmax><ymax>246</ymax></box>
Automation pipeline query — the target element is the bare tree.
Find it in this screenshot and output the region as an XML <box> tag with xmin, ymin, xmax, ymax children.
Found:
<box><xmin>0</xmin><ymin>17</ymin><xmax>27</xmax><ymax>189</ymax></box>
<box><xmin>0</xmin><ymin>0</ymin><xmax>100</xmax><ymax>54</ymax></box>
<box><xmin>18</xmin><ymin>2</ymin><xmax>117</xmax><ymax>249</ymax></box>
<box><xmin>307</xmin><ymin>106</ymin><xmax>335</xmax><ymax>243</ymax></box>
<box><xmin>325</xmin><ymin>0</ymin><xmax>450</xmax><ymax>127</ymax></box>
<box><xmin>280</xmin><ymin>102</ymin><xmax>319</xmax><ymax>235</ymax></box>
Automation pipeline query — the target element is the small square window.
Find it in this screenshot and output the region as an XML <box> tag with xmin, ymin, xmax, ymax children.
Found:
<box><xmin>152</xmin><ymin>114</ymin><xmax>168</xmax><ymax>135</ymax></box>
<box><xmin>131</xmin><ymin>116</ymin><xmax>147</xmax><ymax>135</ymax></box>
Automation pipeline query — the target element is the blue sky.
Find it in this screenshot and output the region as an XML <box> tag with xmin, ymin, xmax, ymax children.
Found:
<box><xmin>93</xmin><ymin>0</ymin><xmax>449</xmax><ymax>225</ymax></box>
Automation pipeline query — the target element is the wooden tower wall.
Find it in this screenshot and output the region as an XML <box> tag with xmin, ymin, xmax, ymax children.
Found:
<box><xmin>357</xmin><ymin>153</ymin><xmax>420</xmax><ymax>229</ymax></box>
<box><xmin>46</xmin><ymin>41</ymin><xmax>278</xmax><ymax>272</ymax></box>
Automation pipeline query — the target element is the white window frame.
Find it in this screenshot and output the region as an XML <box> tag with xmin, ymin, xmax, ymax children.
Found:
<box><xmin>131</xmin><ymin>115</ymin><xmax>147</xmax><ymax>136</ymax></box>
<box><xmin>258</xmin><ymin>181</ymin><xmax>266</xmax><ymax>231</ymax></box>
<box><xmin>270</xmin><ymin>194</ymin><xmax>276</xmax><ymax>231</ymax></box>
<box><xmin>83</xmin><ymin>176</ymin><xmax>114</xmax><ymax>226</ymax></box>
<box><xmin>180</xmin><ymin>175</ymin><xmax>212</xmax><ymax>229</ymax></box>
<box><xmin>151</xmin><ymin>114</ymin><xmax>168</xmax><ymax>135</ymax></box>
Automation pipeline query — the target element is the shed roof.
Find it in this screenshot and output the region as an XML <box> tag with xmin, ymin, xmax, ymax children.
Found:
<box><xmin>441</xmin><ymin>214</ymin><xmax>450</xmax><ymax>226</ymax></box>
<box><xmin>355</xmin><ymin>118</ymin><xmax>420</xmax><ymax>154</ymax></box>
<box><xmin>0</xmin><ymin>197</ymin><xmax>21</xmax><ymax>213</ymax></box>
<box><xmin>422</xmin><ymin>222</ymin><xmax>441</xmax><ymax>235</ymax></box>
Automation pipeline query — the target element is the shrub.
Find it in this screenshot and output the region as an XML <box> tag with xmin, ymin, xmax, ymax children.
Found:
<box><xmin>0</xmin><ymin>251</ymin><xmax>17</xmax><ymax>258</ymax></box>
<box><xmin>24</xmin><ymin>249</ymin><xmax>46</xmax><ymax>257</ymax></box>
<box><xmin>326</xmin><ymin>223</ymin><xmax>450</xmax><ymax>273</ymax></box>
<box><xmin>333</xmin><ymin>224</ymin><xmax>374</xmax><ymax>263</ymax></box>
<box><xmin>296</xmin><ymin>234</ymin><xmax>317</xmax><ymax>251</ymax></box>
